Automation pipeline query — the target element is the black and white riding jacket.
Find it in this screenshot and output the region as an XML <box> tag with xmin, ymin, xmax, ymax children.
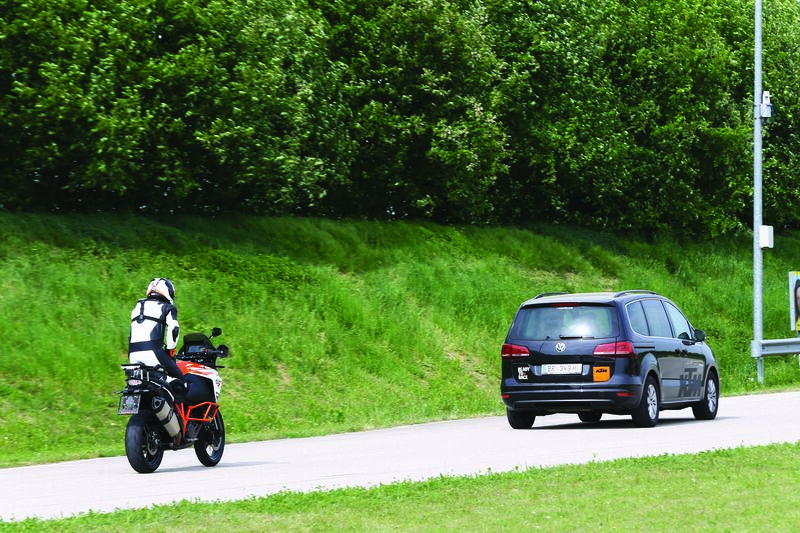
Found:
<box><xmin>128</xmin><ymin>297</ymin><xmax>181</xmax><ymax>378</ymax></box>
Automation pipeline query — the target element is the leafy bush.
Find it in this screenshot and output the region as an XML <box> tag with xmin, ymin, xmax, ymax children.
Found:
<box><xmin>4</xmin><ymin>0</ymin><xmax>800</xmax><ymax>236</ymax></box>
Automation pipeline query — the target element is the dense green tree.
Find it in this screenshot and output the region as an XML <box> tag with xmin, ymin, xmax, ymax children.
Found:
<box><xmin>0</xmin><ymin>0</ymin><xmax>138</xmax><ymax>210</ymax></box>
<box><xmin>0</xmin><ymin>0</ymin><xmax>346</xmax><ymax>214</ymax></box>
<box><xmin>604</xmin><ymin>0</ymin><xmax>753</xmax><ymax>235</ymax></box>
<box><xmin>3</xmin><ymin>0</ymin><xmax>800</xmax><ymax>236</ymax></box>
<box><xmin>485</xmin><ymin>0</ymin><xmax>624</xmax><ymax>225</ymax></box>
<box><xmin>311</xmin><ymin>0</ymin><xmax>508</xmax><ymax>223</ymax></box>
<box><xmin>486</xmin><ymin>0</ymin><xmax>752</xmax><ymax>235</ymax></box>
<box><xmin>760</xmin><ymin>0</ymin><xmax>800</xmax><ymax>229</ymax></box>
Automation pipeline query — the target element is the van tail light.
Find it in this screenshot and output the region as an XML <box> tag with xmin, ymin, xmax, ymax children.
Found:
<box><xmin>593</xmin><ymin>341</ymin><xmax>636</xmax><ymax>358</ymax></box>
<box><xmin>501</xmin><ymin>343</ymin><xmax>530</xmax><ymax>357</ymax></box>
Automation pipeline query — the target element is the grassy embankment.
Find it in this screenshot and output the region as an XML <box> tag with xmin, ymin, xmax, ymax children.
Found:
<box><xmin>2</xmin><ymin>213</ymin><xmax>800</xmax><ymax>469</ymax></box>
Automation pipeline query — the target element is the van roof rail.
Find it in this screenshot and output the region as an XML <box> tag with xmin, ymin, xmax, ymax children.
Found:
<box><xmin>533</xmin><ymin>291</ymin><xmax>567</xmax><ymax>299</ymax></box>
<box><xmin>614</xmin><ymin>289</ymin><xmax>659</xmax><ymax>297</ymax></box>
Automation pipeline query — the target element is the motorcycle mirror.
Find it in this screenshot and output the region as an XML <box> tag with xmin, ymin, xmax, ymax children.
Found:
<box><xmin>211</xmin><ymin>327</ymin><xmax>222</xmax><ymax>338</ymax></box>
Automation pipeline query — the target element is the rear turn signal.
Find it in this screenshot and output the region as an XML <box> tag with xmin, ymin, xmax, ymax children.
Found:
<box><xmin>593</xmin><ymin>341</ymin><xmax>636</xmax><ymax>358</ymax></box>
<box><xmin>501</xmin><ymin>343</ymin><xmax>529</xmax><ymax>357</ymax></box>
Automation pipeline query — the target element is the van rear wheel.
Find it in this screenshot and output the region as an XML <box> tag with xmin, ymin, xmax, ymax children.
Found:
<box><xmin>631</xmin><ymin>376</ymin><xmax>660</xmax><ymax>427</ymax></box>
<box><xmin>578</xmin><ymin>411</ymin><xmax>602</xmax><ymax>423</ymax></box>
<box><xmin>506</xmin><ymin>408</ymin><xmax>536</xmax><ymax>429</ymax></box>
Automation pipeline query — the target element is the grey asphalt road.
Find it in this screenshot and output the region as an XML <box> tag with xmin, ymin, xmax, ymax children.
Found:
<box><xmin>3</xmin><ymin>390</ymin><xmax>800</xmax><ymax>522</ymax></box>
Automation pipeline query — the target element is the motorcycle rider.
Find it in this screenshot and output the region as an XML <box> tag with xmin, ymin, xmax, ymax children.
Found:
<box><xmin>128</xmin><ymin>278</ymin><xmax>186</xmax><ymax>390</ymax></box>
<box><xmin>128</xmin><ymin>278</ymin><xmax>208</xmax><ymax>441</ymax></box>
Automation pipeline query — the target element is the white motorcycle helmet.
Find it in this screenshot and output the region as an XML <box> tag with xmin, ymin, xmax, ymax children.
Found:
<box><xmin>146</xmin><ymin>278</ymin><xmax>175</xmax><ymax>304</ymax></box>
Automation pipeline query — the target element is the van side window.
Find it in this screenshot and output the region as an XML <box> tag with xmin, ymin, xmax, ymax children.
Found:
<box><xmin>664</xmin><ymin>302</ymin><xmax>693</xmax><ymax>340</ymax></box>
<box><xmin>641</xmin><ymin>299</ymin><xmax>672</xmax><ymax>338</ymax></box>
<box><xmin>627</xmin><ymin>301</ymin><xmax>649</xmax><ymax>335</ymax></box>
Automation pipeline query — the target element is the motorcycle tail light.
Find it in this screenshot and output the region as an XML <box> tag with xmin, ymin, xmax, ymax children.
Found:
<box><xmin>127</xmin><ymin>379</ymin><xmax>143</xmax><ymax>386</ymax></box>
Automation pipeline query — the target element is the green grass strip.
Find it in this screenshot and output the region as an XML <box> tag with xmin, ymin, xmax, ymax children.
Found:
<box><xmin>5</xmin><ymin>442</ymin><xmax>800</xmax><ymax>532</ymax></box>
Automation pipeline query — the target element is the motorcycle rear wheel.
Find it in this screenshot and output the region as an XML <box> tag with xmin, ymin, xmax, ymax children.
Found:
<box><xmin>194</xmin><ymin>410</ymin><xmax>225</xmax><ymax>467</ymax></box>
<box><xmin>125</xmin><ymin>412</ymin><xmax>165</xmax><ymax>473</ymax></box>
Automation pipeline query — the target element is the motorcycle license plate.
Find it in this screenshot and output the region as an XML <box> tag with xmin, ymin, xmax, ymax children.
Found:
<box><xmin>118</xmin><ymin>394</ymin><xmax>141</xmax><ymax>415</ymax></box>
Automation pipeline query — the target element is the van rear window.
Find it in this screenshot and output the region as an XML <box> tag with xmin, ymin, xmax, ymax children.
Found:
<box><xmin>509</xmin><ymin>305</ymin><xmax>619</xmax><ymax>340</ymax></box>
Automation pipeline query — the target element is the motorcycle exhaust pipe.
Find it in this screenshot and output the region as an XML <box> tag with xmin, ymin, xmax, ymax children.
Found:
<box><xmin>152</xmin><ymin>396</ymin><xmax>181</xmax><ymax>437</ymax></box>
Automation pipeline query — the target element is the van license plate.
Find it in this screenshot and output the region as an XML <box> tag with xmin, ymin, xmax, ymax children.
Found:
<box><xmin>118</xmin><ymin>394</ymin><xmax>141</xmax><ymax>415</ymax></box>
<box><xmin>542</xmin><ymin>364</ymin><xmax>582</xmax><ymax>375</ymax></box>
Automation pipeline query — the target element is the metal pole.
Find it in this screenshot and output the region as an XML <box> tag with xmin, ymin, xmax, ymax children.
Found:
<box><xmin>753</xmin><ymin>0</ymin><xmax>765</xmax><ymax>383</ymax></box>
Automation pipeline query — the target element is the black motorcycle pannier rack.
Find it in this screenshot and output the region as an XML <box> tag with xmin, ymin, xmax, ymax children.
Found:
<box><xmin>122</xmin><ymin>363</ymin><xmax>166</xmax><ymax>378</ymax></box>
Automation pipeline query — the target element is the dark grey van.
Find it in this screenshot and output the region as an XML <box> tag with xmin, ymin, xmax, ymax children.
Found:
<box><xmin>500</xmin><ymin>290</ymin><xmax>719</xmax><ymax>428</ymax></box>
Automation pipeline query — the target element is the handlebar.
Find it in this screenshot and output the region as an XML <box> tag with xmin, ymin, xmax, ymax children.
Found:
<box><xmin>177</xmin><ymin>347</ymin><xmax>228</xmax><ymax>368</ymax></box>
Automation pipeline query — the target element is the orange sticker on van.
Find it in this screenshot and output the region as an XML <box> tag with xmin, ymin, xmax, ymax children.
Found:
<box><xmin>593</xmin><ymin>366</ymin><xmax>611</xmax><ymax>382</ymax></box>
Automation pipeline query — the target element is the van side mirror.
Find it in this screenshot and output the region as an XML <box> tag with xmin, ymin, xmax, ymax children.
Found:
<box><xmin>694</xmin><ymin>329</ymin><xmax>706</xmax><ymax>342</ymax></box>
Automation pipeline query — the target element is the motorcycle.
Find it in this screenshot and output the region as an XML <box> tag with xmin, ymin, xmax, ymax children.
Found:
<box><xmin>117</xmin><ymin>327</ymin><xmax>229</xmax><ymax>473</ymax></box>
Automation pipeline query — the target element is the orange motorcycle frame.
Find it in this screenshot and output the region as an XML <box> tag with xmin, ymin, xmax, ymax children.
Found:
<box><xmin>175</xmin><ymin>402</ymin><xmax>220</xmax><ymax>436</ymax></box>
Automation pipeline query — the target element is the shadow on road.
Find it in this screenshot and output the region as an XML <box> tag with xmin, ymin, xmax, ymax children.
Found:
<box><xmin>529</xmin><ymin>416</ymin><xmax>720</xmax><ymax>430</ymax></box>
<box><xmin>156</xmin><ymin>460</ymin><xmax>277</xmax><ymax>473</ymax></box>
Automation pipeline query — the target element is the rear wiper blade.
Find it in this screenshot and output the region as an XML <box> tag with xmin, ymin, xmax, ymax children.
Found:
<box><xmin>559</xmin><ymin>335</ymin><xmax>595</xmax><ymax>339</ymax></box>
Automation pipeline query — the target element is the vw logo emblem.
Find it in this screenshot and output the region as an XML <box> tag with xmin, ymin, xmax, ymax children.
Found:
<box><xmin>555</xmin><ymin>342</ymin><xmax>566</xmax><ymax>352</ymax></box>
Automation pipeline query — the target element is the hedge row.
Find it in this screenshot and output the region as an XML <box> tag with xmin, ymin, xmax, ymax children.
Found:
<box><xmin>3</xmin><ymin>0</ymin><xmax>800</xmax><ymax>235</ymax></box>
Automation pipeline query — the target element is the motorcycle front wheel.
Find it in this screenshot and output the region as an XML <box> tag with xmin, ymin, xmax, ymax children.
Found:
<box><xmin>125</xmin><ymin>412</ymin><xmax>165</xmax><ymax>474</ymax></box>
<box><xmin>194</xmin><ymin>410</ymin><xmax>225</xmax><ymax>467</ymax></box>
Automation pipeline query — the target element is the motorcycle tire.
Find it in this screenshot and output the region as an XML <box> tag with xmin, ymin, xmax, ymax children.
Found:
<box><xmin>194</xmin><ymin>410</ymin><xmax>225</xmax><ymax>467</ymax></box>
<box><xmin>125</xmin><ymin>412</ymin><xmax>165</xmax><ymax>474</ymax></box>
